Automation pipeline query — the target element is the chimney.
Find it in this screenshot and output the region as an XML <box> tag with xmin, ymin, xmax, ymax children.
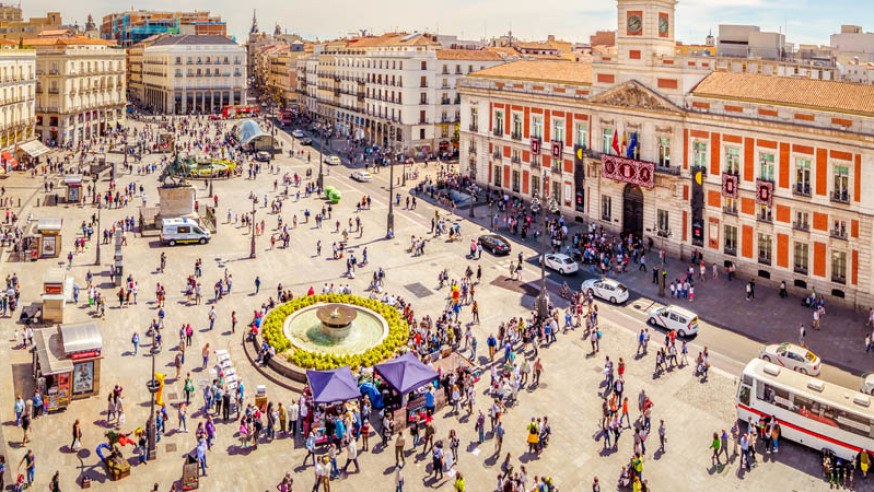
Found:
<box><xmin>547</xmin><ymin>34</ymin><xmax>555</xmax><ymax>42</ymax></box>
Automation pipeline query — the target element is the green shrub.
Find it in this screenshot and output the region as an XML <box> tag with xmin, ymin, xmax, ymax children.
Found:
<box><xmin>263</xmin><ymin>294</ymin><xmax>409</xmax><ymax>369</ymax></box>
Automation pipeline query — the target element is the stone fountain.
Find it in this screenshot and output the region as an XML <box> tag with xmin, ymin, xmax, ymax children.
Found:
<box><xmin>316</xmin><ymin>304</ymin><xmax>358</xmax><ymax>339</ymax></box>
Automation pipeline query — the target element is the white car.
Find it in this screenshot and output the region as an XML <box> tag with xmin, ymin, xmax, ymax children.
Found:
<box><xmin>540</xmin><ymin>253</ymin><xmax>579</xmax><ymax>274</ymax></box>
<box><xmin>351</xmin><ymin>171</ymin><xmax>373</xmax><ymax>182</ymax></box>
<box><xmin>292</xmin><ymin>129</ymin><xmax>304</xmax><ymax>138</ymax></box>
<box><xmin>861</xmin><ymin>373</ymin><xmax>874</xmax><ymax>395</ymax></box>
<box><xmin>759</xmin><ymin>342</ymin><xmax>821</xmax><ymax>376</ymax></box>
<box><xmin>325</xmin><ymin>155</ymin><xmax>342</xmax><ymax>166</ymax></box>
<box><xmin>646</xmin><ymin>305</ymin><xmax>700</xmax><ymax>337</ymax></box>
<box><xmin>580</xmin><ymin>278</ymin><xmax>629</xmax><ymax>304</ymax></box>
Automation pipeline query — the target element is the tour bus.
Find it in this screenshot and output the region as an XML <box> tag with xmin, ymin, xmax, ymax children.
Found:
<box><xmin>161</xmin><ymin>218</ymin><xmax>211</xmax><ymax>246</ymax></box>
<box><xmin>221</xmin><ymin>105</ymin><xmax>259</xmax><ymax>119</ymax></box>
<box><xmin>737</xmin><ymin>358</ymin><xmax>874</xmax><ymax>460</ymax></box>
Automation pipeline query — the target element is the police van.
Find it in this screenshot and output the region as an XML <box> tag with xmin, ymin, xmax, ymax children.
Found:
<box><xmin>161</xmin><ymin>218</ymin><xmax>211</xmax><ymax>246</ymax></box>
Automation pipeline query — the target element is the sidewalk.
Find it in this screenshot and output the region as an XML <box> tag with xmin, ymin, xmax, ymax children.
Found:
<box><xmin>422</xmin><ymin>194</ymin><xmax>870</xmax><ymax>376</ymax></box>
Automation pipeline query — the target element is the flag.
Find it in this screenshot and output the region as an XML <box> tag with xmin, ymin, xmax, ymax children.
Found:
<box><xmin>627</xmin><ymin>132</ymin><xmax>639</xmax><ymax>158</ymax></box>
<box><xmin>611</xmin><ymin>129</ymin><xmax>619</xmax><ymax>155</ymax></box>
<box><xmin>621</xmin><ymin>132</ymin><xmax>627</xmax><ymax>155</ymax></box>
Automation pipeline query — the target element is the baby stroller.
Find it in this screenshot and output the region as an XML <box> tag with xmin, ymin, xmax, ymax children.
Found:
<box><xmin>13</xmin><ymin>473</ymin><xmax>25</xmax><ymax>492</ymax></box>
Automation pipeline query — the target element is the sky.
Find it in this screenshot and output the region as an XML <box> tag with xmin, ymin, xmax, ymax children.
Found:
<box><xmin>24</xmin><ymin>0</ymin><xmax>868</xmax><ymax>47</ymax></box>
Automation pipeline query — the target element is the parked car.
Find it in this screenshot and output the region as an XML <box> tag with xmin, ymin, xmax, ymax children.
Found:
<box><xmin>580</xmin><ymin>278</ymin><xmax>629</xmax><ymax>304</ymax></box>
<box><xmin>255</xmin><ymin>151</ymin><xmax>271</xmax><ymax>162</ymax></box>
<box><xmin>292</xmin><ymin>129</ymin><xmax>304</xmax><ymax>138</ymax></box>
<box><xmin>300</xmin><ymin>137</ymin><xmax>313</xmax><ymax>145</ymax></box>
<box><xmin>540</xmin><ymin>253</ymin><xmax>579</xmax><ymax>274</ymax></box>
<box><xmin>860</xmin><ymin>373</ymin><xmax>874</xmax><ymax>395</ymax></box>
<box><xmin>325</xmin><ymin>155</ymin><xmax>342</xmax><ymax>166</ymax></box>
<box><xmin>478</xmin><ymin>235</ymin><xmax>511</xmax><ymax>255</ymax></box>
<box><xmin>351</xmin><ymin>171</ymin><xmax>373</xmax><ymax>182</ymax></box>
<box><xmin>759</xmin><ymin>342</ymin><xmax>821</xmax><ymax>376</ymax></box>
<box><xmin>646</xmin><ymin>305</ymin><xmax>700</xmax><ymax>337</ymax></box>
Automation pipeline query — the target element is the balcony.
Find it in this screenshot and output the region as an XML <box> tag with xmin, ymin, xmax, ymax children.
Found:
<box><xmin>831</xmin><ymin>190</ymin><xmax>850</xmax><ymax>204</ymax></box>
<box><xmin>441</xmin><ymin>100</ymin><xmax>451</xmax><ymax>105</ymax></box>
<box><xmin>441</xmin><ymin>69</ymin><xmax>449</xmax><ymax>75</ymax></box>
<box><xmin>793</xmin><ymin>221</ymin><xmax>810</xmax><ymax>232</ymax></box>
<box><xmin>831</xmin><ymin>228</ymin><xmax>848</xmax><ymax>240</ymax></box>
<box><xmin>723</xmin><ymin>206</ymin><xmax>738</xmax><ymax>216</ymax></box>
<box><xmin>756</xmin><ymin>213</ymin><xmax>773</xmax><ymax>224</ymax></box>
<box><xmin>832</xmin><ymin>274</ymin><xmax>847</xmax><ymax>285</ymax></box>
<box><xmin>793</xmin><ymin>182</ymin><xmax>811</xmax><ymax>197</ymax></box>
<box><xmin>758</xmin><ymin>256</ymin><xmax>772</xmax><ymax>266</ymax></box>
<box><xmin>420</xmin><ymin>82</ymin><xmax>428</xmax><ymax>88</ymax></box>
<box><xmin>654</xmin><ymin>165</ymin><xmax>681</xmax><ymax>176</ymax></box>
<box><xmin>468</xmin><ymin>146</ymin><xmax>476</xmax><ymax>154</ymax></box>
<box><xmin>492</xmin><ymin>150</ymin><xmax>501</xmax><ymax>159</ymax></box>
<box><xmin>469</xmin><ymin>124</ymin><xmax>478</xmax><ymax>132</ymax></box>
<box><xmin>511</xmin><ymin>132</ymin><xmax>522</xmax><ymax>141</ymax></box>
<box><xmin>419</xmin><ymin>99</ymin><xmax>428</xmax><ymax>105</ymax></box>
<box><xmin>724</xmin><ymin>246</ymin><xmax>737</xmax><ymax>257</ymax></box>
<box><xmin>418</xmin><ymin>119</ymin><xmax>428</xmax><ymax>124</ymax></box>
<box><xmin>794</xmin><ymin>266</ymin><xmax>808</xmax><ymax>275</ymax></box>
<box><xmin>441</xmin><ymin>83</ymin><xmax>451</xmax><ymax>90</ymax></box>
<box><xmin>48</xmin><ymin>88</ymin><xmax>59</xmax><ymax>94</ymax></box>
<box><xmin>511</xmin><ymin>156</ymin><xmax>521</xmax><ymax>164</ymax></box>
<box><xmin>493</xmin><ymin>128</ymin><xmax>503</xmax><ymax>137</ymax></box>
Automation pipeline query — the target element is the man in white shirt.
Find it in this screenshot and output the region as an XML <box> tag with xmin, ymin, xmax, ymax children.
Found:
<box><xmin>343</xmin><ymin>437</ymin><xmax>359</xmax><ymax>473</ymax></box>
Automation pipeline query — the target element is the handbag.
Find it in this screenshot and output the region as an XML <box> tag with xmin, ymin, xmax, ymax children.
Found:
<box><xmin>72</xmin><ymin>439</ymin><xmax>82</xmax><ymax>450</ymax></box>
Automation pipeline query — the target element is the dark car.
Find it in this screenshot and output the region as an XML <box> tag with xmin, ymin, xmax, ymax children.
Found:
<box><xmin>300</xmin><ymin>137</ymin><xmax>313</xmax><ymax>145</ymax></box>
<box><xmin>478</xmin><ymin>234</ymin><xmax>511</xmax><ymax>255</ymax></box>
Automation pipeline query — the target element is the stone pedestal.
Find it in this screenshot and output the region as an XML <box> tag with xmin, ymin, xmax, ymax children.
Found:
<box><xmin>157</xmin><ymin>184</ymin><xmax>196</xmax><ymax>219</ymax></box>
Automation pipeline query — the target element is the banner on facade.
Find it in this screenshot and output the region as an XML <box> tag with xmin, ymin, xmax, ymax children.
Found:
<box><xmin>531</xmin><ymin>137</ymin><xmax>541</xmax><ymax>155</ymax></box>
<box><xmin>755</xmin><ymin>179</ymin><xmax>773</xmax><ymax>206</ymax></box>
<box><xmin>551</xmin><ymin>141</ymin><xmax>562</xmax><ymax>159</ymax></box>
<box><xmin>601</xmin><ymin>154</ymin><xmax>654</xmax><ymax>189</ymax></box>
<box><xmin>721</xmin><ymin>173</ymin><xmax>738</xmax><ymax>198</ymax></box>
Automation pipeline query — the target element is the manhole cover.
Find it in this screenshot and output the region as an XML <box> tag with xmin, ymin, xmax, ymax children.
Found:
<box><xmin>405</xmin><ymin>282</ymin><xmax>433</xmax><ymax>298</ymax></box>
<box><xmin>165</xmin><ymin>443</ymin><xmax>177</xmax><ymax>453</ymax></box>
<box><xmin>166</xmin><ymin>391</ymin><xmax>178</xmax><ymax>401</ymax></box>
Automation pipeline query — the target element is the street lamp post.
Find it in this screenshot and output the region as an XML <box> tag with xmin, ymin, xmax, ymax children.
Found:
<box><xmin>386</xmin><ymin>156</ymin><xmax>395</xmax><ymax>237</ymax></box>
<box><xmin>145</xmin><ymin>330</ymin><xmax>161</xmax><ymax>461</ymax></box>
<box><xmin>533</xmin><ymin>175</ymin><xmax>558</xmax><ymax>320</ymax></box>
<box><xmin>317</xmin><ymin>131</ymin><xmax>325</xmax><ymax>190</ymax></box>
<box><xmin>468</xmin><ymin>184</ymin><xmax>476</xmax><ymax>218</ymax></box>
<box><xmin>249</xmin><ymin>199</ymin><xmax>257</xmax><ymax>259</ymax></box>
<box><xmin>94</xmin><ymin>207</ymin><xmax>101</xmax><ymax>266</ymax></box>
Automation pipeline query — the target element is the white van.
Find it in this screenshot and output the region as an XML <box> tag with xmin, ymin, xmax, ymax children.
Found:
<box><xmin>161</xmin><ymin>218</ymin><xmax>211</xmax><ymax>246</ymax></box>
<box><xmin>646</xmin><ymin>305</ymin><xmax>700</xmax><ymax>337</ymax></box>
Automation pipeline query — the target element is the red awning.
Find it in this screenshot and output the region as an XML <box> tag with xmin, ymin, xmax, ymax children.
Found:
<box><xmin>1</xmin><ymin>151</ymin><xmax>18</xmax><ymax>168</ymax></box>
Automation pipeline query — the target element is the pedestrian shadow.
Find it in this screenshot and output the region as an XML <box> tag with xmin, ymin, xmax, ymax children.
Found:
<box><xmin>708</xmin><ymin>463</ymin><xmax>726</xmax><ymax>475</ymax></box>
<box><xmin>653</xmin><ymin>448</ymin><xmax>665</xmax><ymax>460</ymax></box>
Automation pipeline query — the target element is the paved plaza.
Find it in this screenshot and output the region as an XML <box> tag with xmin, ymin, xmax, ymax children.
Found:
<box><xmin>0</xmin><ymin>118</ymin><xmax>868</xmax><ymax>492</ymax></box>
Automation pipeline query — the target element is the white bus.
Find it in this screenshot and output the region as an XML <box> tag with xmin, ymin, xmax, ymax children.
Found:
<box><xmin>737</xmin><ymin>358</ymin><xmax>874</xmax><ymax>461</ymax></box>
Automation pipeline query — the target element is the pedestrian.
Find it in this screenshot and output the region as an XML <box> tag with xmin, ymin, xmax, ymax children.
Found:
<box><xmin>394</xmin><ymin>463</ymin><xmax>404</xmax><ymax>492</ymax></box>
<box><xmin>710</xmin><ymin>432</ymin><xmax>722</xmax><ymax>465</ymax></box>
<box><xmin>71</xmin><ymin>419</ymin><xmax>82</xmax><ymax>451</ymax></box>
<box><xmin>658</xmin><ymin>419</ymin><xmax>666</xmax><ymax>452</ymax></box>
<box><xmin>131</xmin><ymin>331</ymin><xmax>140</xmax><ymax>355</ymax></box>
<box><xmin>255</xmin><ymin>276</ymin><xmax>261</xmax><ymax>294</ymax></box>
<box><xmin>18</xmin><ymin>449</ymin><xmax>35</xmax><ymax>486</ymax></box>
<box><xmin>799</xmin><ymin>323</ymin><xmax>806</xmax><ymax>348</ymax></box>
<box><xmin>343</xmin><ymin>436</ymin><xmax>360</xmax><ymax>474</ymax></box>
<box><xmin>394</xmin><ymin>430</ymin><xmax>406</xmax><ymax>466</ymax></box>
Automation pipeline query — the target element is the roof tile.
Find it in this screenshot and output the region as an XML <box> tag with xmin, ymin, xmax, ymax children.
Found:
<box><xmin>469</xmin><ymin>60</ymin><xmax>592</xmax><ymax>85</ymax></box>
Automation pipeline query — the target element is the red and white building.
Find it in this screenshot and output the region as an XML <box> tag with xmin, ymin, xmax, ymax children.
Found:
<box><xmin>459</xmin><ymin>0</ymin><xmax>874</xmax><ymax>308</ymax></box>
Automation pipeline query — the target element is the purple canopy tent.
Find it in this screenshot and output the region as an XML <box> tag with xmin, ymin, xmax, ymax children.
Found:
<box><xmin>374</xmin><ymin>352</ymin><xmax>439</xmax><ymax>394</ymax></box>
<box><xmin>306</xmin><ymin>366</ymin><xmax>362</xmax><ymax>404</ymax></box>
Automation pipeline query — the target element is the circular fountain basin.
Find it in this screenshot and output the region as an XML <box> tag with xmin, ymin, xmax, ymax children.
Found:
<box><xmin>283</xmin><ymin>303</ymin><xmax>389</xmax><ymax>356</ymax></box>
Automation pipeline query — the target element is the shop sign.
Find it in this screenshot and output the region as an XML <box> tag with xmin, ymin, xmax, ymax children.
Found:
<box><xmin>71</xmin><ymin>350</ymin><xmax>101</xmax><ymax>360</ymax></box>
<box><xmin>44</xmin><ymin>284</ymin><xmax>62</xmax><ymax>295</ymax></box>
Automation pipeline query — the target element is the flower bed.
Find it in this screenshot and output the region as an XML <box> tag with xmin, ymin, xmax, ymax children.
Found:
<box><xmin>261</xmin><ymin>294</ymin><xmax>409</xmax><ymax>370</ymax></box>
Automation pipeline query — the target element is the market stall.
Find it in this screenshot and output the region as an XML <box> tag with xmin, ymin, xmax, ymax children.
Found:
<box><xmin>374</xmin><ymin>353</ymin><xmax>440</xmax><ymax>430</ymax></box>
<box><xmin>63</xmin><ymin>174</ymin><xmax>84</xmax><ymax>203</ymax></box>
<box><xmin>41</xmin><ymin>268</ymin><xmax>73</xmax><ymax>323</ymax></box>
<box><xmin>306</xmin><ymin>367</ymin><xmax>362</xmax><ymax>445</ymax></box>
<box><xmin>32</xmin><ymin>323</ymin><xmax>103</xmax><ymax>412</ymax></box>
<box><xmin>20</xmin><ymin>218</ymin><xmax>62</xmax><ymax>261</ymax></box>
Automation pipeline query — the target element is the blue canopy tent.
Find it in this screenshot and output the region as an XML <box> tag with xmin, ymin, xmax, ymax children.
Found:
<box><xmin>374</xmin><ymin>352</ymin><xmax>439</xmax><ymax>394</ymax></box>
<box><xmin>307</xmin><ymin>367</ymin><xmax>362</xmax><ymax>404</ymax></box>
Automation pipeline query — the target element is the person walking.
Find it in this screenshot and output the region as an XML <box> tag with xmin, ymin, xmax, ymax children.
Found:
<box><xmin>710</xmin><ymin>432</ymin><xmax>722</xmax><ymax>466</ymax></box>
<box><xmin>394</xmin><ymin>431</ymin><xmax>406</xmax><ymax>467</ymax></box>
<box><xmin>71</xmin><ymin>419</ymin><xmax>82</xmax><ymax>451</ymax></box>
<box><xmin>343</xmin><ymin>437</ymin><xmax>360</xmax><ymax>474</ymax></box>
<box><xmin>394</xmin><ymin>463</ymin><xmax>405</xmax><ymax>492</ymax></box>
<box><xmin>18</xmin><ymin>449</ymin><xmax>35</xmax><ymax>486</ymax></box>
<box><xmin>658</xmin><ymin>420</ymin><xmax>666</xmax><ymax>452</ymax></box>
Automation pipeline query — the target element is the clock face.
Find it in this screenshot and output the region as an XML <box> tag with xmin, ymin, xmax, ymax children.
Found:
<box><xmin>659</xmin><ymin>16</ymin><xmax>669</xmax><ymax>35</ymax></box>
<box><xmin>627</xmin><ymin>14</ymin><xmax>643</xmax><ymax>35</ymax></box>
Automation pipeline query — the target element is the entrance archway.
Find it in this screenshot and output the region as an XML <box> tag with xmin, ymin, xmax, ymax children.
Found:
<box><xmin>623</xmin><ymin>184</ymin><xmax>644</xmax><ymax>238</ymax></box>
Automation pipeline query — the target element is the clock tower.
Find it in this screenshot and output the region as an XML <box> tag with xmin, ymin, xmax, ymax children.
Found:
<box><xmin>616</xmin><ymin>0</ymin><xmax>677</xmax><ymax>65</ymax></box>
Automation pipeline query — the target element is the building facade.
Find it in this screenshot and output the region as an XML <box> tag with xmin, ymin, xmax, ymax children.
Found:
<box><xmin>297</xmin><ymin>33</ymin><xmax>505</xmax><ymax>155</ymax></box>
<box><xmin>459</xmin><ymin>0</ymin><xmax>874</xmax><ymax>308</ymax></box>
<box><xmin>0</xmin><ymin>41</ymin><xmax>36</xmax><ymax>153</ymax></box>
<box><xmin>100</xmin><ymin>10</ymin><xmax>226</xmax><ymax>48</ymax></box>
<box><xmin>141</xmin><ymin>35</ymin><xmax>246</xmax><ymax>115</ymax></box>
<box><xmin>28</xmin><ymin>33</ymin><xmax>125</xmax><ymax>146</ymax></box>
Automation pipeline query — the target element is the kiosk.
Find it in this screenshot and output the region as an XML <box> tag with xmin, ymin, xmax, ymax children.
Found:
<box><xmin>64</xmin><ymin>175</ymin><xmax>84</xmax><ymax>203</ymax></box>
<box><xmin>20</xmin><ymin>218</ymin><xmax>62</xmax><ymax>261</ymax></box>
<box><xmin>41</xmin><ymin>268</ymin><xmax>73</xmax><ymax>323</ymax></box>
<box><xmin>33</xmin><ymin>323</ymin><xmax>103</xmax><ymax>413</ymax></box>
